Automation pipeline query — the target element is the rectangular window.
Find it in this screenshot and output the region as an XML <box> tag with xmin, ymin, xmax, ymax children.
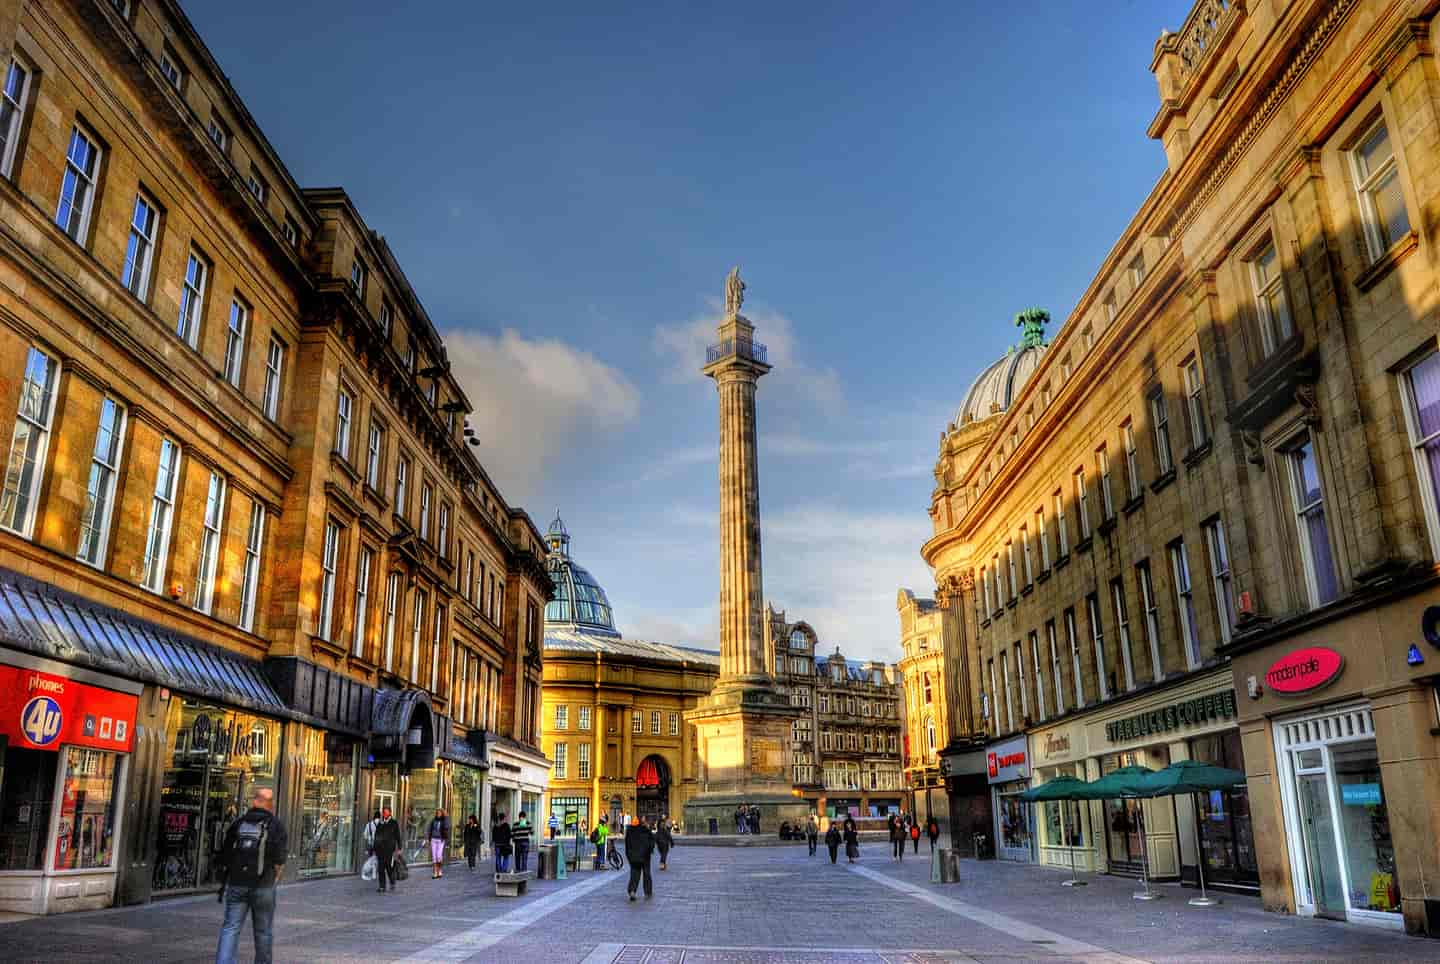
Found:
<box><xmin>553</xmin><ymin>742</ymin><xmax>567</xmax><ymax>780</ymax></box>
<box><xmin>1169</xmin><ymin>539</ymin><xmax>1201</xmax><ymax>669</ymax></box>
<box><xmin>465</xmin><ymin>551</ymin><xmax>476</xmax><ymax>603</ymax></box>
<box><xmin>1030</xmin><ymin>630</ymin><xmax>1046</xmax><ymax>721</ymax></box>
<box><xmin>56</xmin><ymin>127</ymin><xmax>100</xmax><ymax>243</ymax></box>
<box><xmin>1249</xmin><ymin>239</ymin><xmax>1293</xmax><ymax>355</ymax></box>
<box><xmin>991</xmin><ymin>555</ymin><xmax>1001</xmax><ymax>610</ymax></box>
<box><xmin>1122</xmin><ymin>421</ymin><xmax>1141</xmax><ymax>501</ymax></box>
<box><xmin>1081</xmin><ymin>326</ymin><xmax>1094</xmax><ymax>352</ymax></box>
<box><xmin>238</xmin><ymin>503</ymin><xmax>264</xmax><ymax>632</ymax></box>
<box><xmin>1036</xmin><ymin>507</ymin><xmax>1050</xmax><ymax>569</ymax></box>
<box><xmin>980</xmin><ymin>568</ymin><xmax>991</xmax><ymax>616</ymax></box>
<box><xmin>669</xmin><ymin>712</ymin><xmax>679</xmax><ymax>736</ymax></box>
<box><xmin>1074</xmin><ymin>468</ymin><xmax>1091</xmax><ymax>539</ymax></box>
<box><xmin>318</xmin><ymin>521</ymin><xmax>340</xmax><ymax>640</ymax></box>
<box><xmin>1150</xmin><ymin>390</ymin><xmax>1174</xmax><ymax>476</ymax></box>
<box><xmin>177</xmin><ymin>251</ymin><xmax>208</xmax><ymax>347</ymax></box>
<box><xmin>578</xmin><ymin>705</ymin><xmax>592</xmax><ymax>730</ymax></box>
<box><xmin>1020</xmin><ymin>525</ymin><xmax>1033</xmax><ymax>584</ymax></box>
<box><xmin>430</xmin><ymin>605</ymin><xmax>443</xmax><ymax>692</ymax></box>
<box><xmin>1015</xmin><ymin>642</ymin><xmax>1029</xmax><ymax>721</ymax></box>
<box><xmin>1111</xmin><ymin>579</ymin><xmax>1135</xmax><ymax>691</ymax></box>
<box><xmin>334</xmin><ymin>387</ymin><xmax>352</xmax><ymax>458</ymax></box>
<box><xmin>988</xmin><ymin>657</ymin><xmax>1001</xmax><ymax>732</ymax></box>
<box><xmin>555</xmin><ymin>704</ymin><xmax>568</xmax><ymax>730</ymax></box>
<box><xmin>206</xmin><ymin>116</ymin><xmax>230</xmax><ymax>153</ymax></box>
<box><xmin>222</xmin><ymin>298</ymin><xmax>248</xmax><ymax>387</ymax></box>
<box><xmin>366</xmin><ymin>422</ymin><xmax>383</xmax><ymax>488</ymax></box>
<box><xmin>438</xmin><ymin>504</ymin><xmax>450</xmax><ymax>559</ymax></box>
<box><xmin>419</xmin><ymin>483</ymin><xmax>432</xmax><ymax>539</ymax></box>
<box><xmin>1350</xmin><ymin>117</ymin><xmax>1410</xmax><ymax>260</ymax></box>
<box><xmin>247</xmin><ymin>169</ymin><xmax>268</xmax><ymax>204</ymax></box>
<box><xmin>380</xmin><ymin>301</ymin><xmax>394</xmax><ymax>337</ymax></box>
<box><xmin>193</xmin><ymin>471</ymin><xmax>225</xmax><ymax>614</ymax></box>
<box><xmin>1103</xmin><ymin>292</ymin><xmax>1117</xmax><ymax>323</ymax></box>
<box><xmin>632</xmin><ymin>711</ymin><xmax>642</xmax><ymax>733</ymax></box>
<box><xmin>1184</xmin><ymin>359</ymin><xmax>1208</xmax><ymax>449</ymax></box>
<box><xmin>651</xmin><ymin>710</ymin><xmax>661</xmax><ymax>734</ymax></box>
<box><xmin>1005</xmin><ymin>541</ymin><xmax>1017</xmax><ymax>599</ymax></box>
<box><xmin>121</xmin><ymin>194</ymin><xmax>159</xmax><ymax>300</ymax></box>
<box><xmin>383</xmin><ymin>571</ymin><xmax>400</xmax><ymax>672</ymax></box>
<box><xmin>577</xmin><ymin>743</ymin><xmax>591</xmax><ymax>780</ymax></box>
<box><xmin>1097</xmin><ymin>446</ymin><xmax>1114</xmax><ymax>519</ymax></box>
<box><xmin>1065</xmin><ymin>608</ymin><xmax>1084</xmax><ymax>707</ymax></box>
<box><xmin>1</xmin><ymin>59</ymin><xmax>33</xmax><ymax>179</ymax></box>
<box><xmin>1054</xmin><ymin>489</ymin><xmax>1069</xmax><ymax>555</ymax></box>
<box><xmin>1288</xmin><ymin>439</ymin><xmax>1338</xmax><ymax>607</ymax></box>
<box><xmin>141</xmin><ymin>438</ymin><xmax>181</xmax><ymax>591</ymax></box>
<box><xmin>77</xmin><ymin>397</ymin><xmax>125</xmax><ymax>566</ymax></box>
<box><xmin>352</xmin><ymin>547</ymin><xmax>373</xmax><ymax>658</ymax></box>
<box><xmin>1403</xmin><ymin>352</ymin><xmax>1440</xmax><ymax>558</ymax></box>
<box><xmin>395</xmin><ymin>456</ymin><xmax>410</xmax><ymax>518</ymax></box>
<box><xmin>1047</xmin><ymin>620</ymin><xmax>1064</xmax><ymax>714</ymax></box>
<box><xmin>281</xmin><ymin>217</ymin><xmax>299</xmax><ymax>247</ymax></box>
<box><xmin>1129</xmin><ymin>251</ymin><xmax>1147</xmax><ymax>287</ymax></box>
<box><xmin>262</xmin><ymin>337</ymin><xmax>284</xmax><ymax>420</ymax></box>
<box><xmin>1204</xmin><ymin>519</ymin><xmax>1235</xmax><ymax>644</ymax></box>
<box><xmin>159</xmin><ymin>47</ymin><xmax>184</xmax><ymax>90</ymax></box>
<box><xmin>410</xmin><ymin>589</ymin><xmax>427</xmax><ymax>680</ymax></box>
<box><xmin>1136</xmin><ymin>560</ymin><xmax>1163</xmax><ymax>683</ymax></box>
<box><xmin>351</xmin><ymin>258</ymin><xmax>367</xmax><ymax>299</ymax></box>
<box><xmin>1087</xmin><ymin>593</ymin><xmax>1108</xmax><ymax>700</ymax></box>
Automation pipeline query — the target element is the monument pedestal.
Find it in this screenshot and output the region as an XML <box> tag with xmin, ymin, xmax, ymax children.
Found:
<box><xmin>683</xmin><ymin>683</ymin><xmax>808</xmax><ymax>835</ymax></box>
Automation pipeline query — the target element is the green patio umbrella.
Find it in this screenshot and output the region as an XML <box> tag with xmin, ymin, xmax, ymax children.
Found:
<box><xmin>1137</xmin><ymin>760</ymin><xmax>1247</xmax><ymax>907</ymax></box>
<box><xmin>1020</xmin><ymin>776</ymin><xmax>1095</xmax><ymax>887</ymax></box>
<box><xmin>1083</xmin><ymin>765</ymin><xmax>1160</xmax><ymax>899</ymax></box>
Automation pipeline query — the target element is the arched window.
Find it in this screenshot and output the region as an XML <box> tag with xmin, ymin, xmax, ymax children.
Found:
<box><xmin>789</xmin><ymin>629</ymin><xmax>808</xmax><ymax>650</ymax></box>
<box><xmin>925</xmin><ymin>716</ymin><xmax>937</xmax><ymax>755</ymax></box>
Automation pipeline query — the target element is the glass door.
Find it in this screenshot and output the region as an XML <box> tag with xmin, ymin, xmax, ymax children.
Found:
<box><xmin>1295</xmin><ymin>767</ymin><xmax>1346</xmax><ymax>919</ymax></box>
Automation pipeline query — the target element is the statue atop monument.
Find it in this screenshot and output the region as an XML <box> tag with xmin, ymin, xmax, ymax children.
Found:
<box><xmin>724</xmin><ymin>265</ymin><xmax>746</xmax><ymax>319</ymax></box>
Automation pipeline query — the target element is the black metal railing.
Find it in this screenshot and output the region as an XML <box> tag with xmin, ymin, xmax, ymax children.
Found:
<box><xmin>706</xmin><ymin>339</ymin><xmax>768</xmax><ymax>365</ymax></box>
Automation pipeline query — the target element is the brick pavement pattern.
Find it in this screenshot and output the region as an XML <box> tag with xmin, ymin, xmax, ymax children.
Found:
<box><xmin>5</xmin><ymin>848</ymin><xmax>1440</xmax><ymax>962</ymax></box>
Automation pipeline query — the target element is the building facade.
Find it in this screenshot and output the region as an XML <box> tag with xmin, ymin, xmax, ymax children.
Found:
<box><xmin>916</xmin><ymin>0</ymin><xmax>1440</xmax><ymax>936</ymax></box>
<box><xmin>0</xmin><ymin>0</ymin><xmax>548</xmax><ymax>914</ymax></box>
<box><xmin>896</xmin><ymin>589</ymin><xmax>951</xmax><ymax>830</ymax></box>
<box><xmin>539</xmin><ymin>517</ymin><xmax>718</xmax><ymax>831</ymax></box>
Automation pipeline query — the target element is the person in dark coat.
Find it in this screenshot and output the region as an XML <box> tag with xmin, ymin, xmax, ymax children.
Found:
<box><xmin>824</xmin><ymin>821</ymin><xmax>842</xmax><ymax>864</ymax></box>
<box><xmin>624</xmin><ymin>815</ymin><xmax>656</xmax><ymax>900</ymax></box>
<box><xmin>372</xmin><ymin>806</ymin><xmax>402</xmax><ymax>894</ymax></box>
<box><xmin>843</xmin><ymin>816</ymin><xmax>859</xmax><ymax>863</ymax></box>
<box><xmin>463</xmin><ymin>816</ymin><xmax>483</xmax><ymax>870</ymax></box>
<box><xmin>655</xmin><ymin>817</ymin><xmax>674</xmax><ymax>870</ymax></box>
<box><xmin>888</xmin><ymin>813</ymin><xmax>903</xmax><ymax>862</ymax></box>
<box><xmin>926</xmin><ymin>818</ymin><xmax>940</xmax><ymax>852</ymax></box>
<box><xmin>805</xmin><ymin>814</ymin><xmax>819</xmax><ymax>856</ymax></box>
<box><xmin>491</xmin><ymin>812</ymin><xmax>513</xmax><ymax>873</ymax></box>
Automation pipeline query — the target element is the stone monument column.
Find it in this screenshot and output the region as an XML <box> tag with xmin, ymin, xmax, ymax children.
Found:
<box><xmin>683</xmin><ymin>268</ymin><xmax>805</xmax><ymax>836</ymax></box>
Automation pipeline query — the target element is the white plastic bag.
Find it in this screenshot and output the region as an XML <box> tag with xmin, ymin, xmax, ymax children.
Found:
<box><xmin>361</xmin><ymin>855</ymin><xmax>377</xmax><ymax>881</ymax></box>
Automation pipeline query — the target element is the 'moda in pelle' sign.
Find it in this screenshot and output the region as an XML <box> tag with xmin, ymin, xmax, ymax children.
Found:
<box><xmin>1265</xmin><ymin>646</ymin><xmax>1344</xmax><ymax>695</ymax></box>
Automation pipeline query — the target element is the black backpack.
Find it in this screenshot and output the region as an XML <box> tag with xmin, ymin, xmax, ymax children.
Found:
<box><xmin>227</xmin><ymin>815</ymin><xmax>270</xmax><ymax>886</ymax></box>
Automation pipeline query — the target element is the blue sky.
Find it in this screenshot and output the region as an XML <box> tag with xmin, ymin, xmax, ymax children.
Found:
<box><xmin>190</xmin><ymin>1</ymin><xmax>1193</xmax><ymax>661</ymax></box>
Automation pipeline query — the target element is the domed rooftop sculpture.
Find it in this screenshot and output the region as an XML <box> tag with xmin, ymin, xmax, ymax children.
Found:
<box><xmin>954</xmin><ymin>308</ymin><xmax>1050</xmax><ymax>426</ymax></box>
<box><xmin>544</xmin><ymin>512</ymin><xmax>620</xmax><ymax>637</ymax></box>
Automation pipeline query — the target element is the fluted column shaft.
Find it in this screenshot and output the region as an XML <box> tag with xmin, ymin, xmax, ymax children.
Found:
<box><xmin>714</xmin><ymin>367</ymin><xmax>765</xmax><ymax>681</ymax></box>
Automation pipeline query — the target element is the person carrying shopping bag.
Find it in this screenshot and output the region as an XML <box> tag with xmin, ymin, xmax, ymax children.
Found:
<box><xmin>372</xmin><ymin>807</ymin><xmax>402</xmax><ymax>895</ymax></box>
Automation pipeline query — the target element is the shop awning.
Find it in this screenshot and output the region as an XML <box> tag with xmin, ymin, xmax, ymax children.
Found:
<box><xmin>0</xmin><ymin>569</ymin><xmax>286</xmax><ymax>715</ymax></box>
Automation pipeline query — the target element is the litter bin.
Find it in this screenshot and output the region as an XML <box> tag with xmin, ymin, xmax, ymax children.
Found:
<box><xmin>537</xmin><ymin>844</ymin><xmax>556</xmax><ymax>879</ymax></box>
<box><xmin>932</xmin><ymin>847</ymin><xmax>961</xmax><ymax>884</ymax></box>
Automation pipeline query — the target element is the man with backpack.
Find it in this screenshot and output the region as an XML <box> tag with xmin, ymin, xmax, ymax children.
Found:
<box><xmin>215</xmin><ymin>786</ymin><xmax>288</xmax><ymax>964</ymax></box>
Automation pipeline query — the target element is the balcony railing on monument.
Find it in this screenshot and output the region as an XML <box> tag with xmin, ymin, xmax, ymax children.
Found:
<box><xmin>706</xmin><ymin>338</ymin><xmax>768</xmax><ymax>365</ymax></box>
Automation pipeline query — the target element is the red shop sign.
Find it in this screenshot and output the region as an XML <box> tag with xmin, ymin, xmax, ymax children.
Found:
<box><xmin>1265</xmin><ymin>647</ymin><xmax>1344</xmax><ymax>695</ymax></box>
<box><xmin>0</xmin><ymin>665</ymin><xmax>137</xmax><ymax>752</ymax></box>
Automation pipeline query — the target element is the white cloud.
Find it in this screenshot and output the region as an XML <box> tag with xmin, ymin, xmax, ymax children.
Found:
<box><xmin>445</xmin><ymin>327</ymin><xmax>641</xmax><ymax>500</ymax></box>
<box><xmin>653</xmin><ymin>305</ymin><xmax>844</xmax><ymax>410</ymax></box>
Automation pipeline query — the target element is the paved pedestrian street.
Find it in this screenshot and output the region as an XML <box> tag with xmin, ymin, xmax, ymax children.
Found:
<box><xmin>3</xmin><ymin>845</ymin><xmax>1439</xmax><ymax>963</ymax></box>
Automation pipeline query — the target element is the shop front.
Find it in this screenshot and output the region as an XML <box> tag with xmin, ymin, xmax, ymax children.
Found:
<box><xmin>0</xmin><ymin>655</ymin><xmax>140</xmax><ymax>915</ymax></box>
<box><xmin>1230</xmin><ymin>592</ymin><xmax>1439</xmax><ymax>935</ymax></box>
<box><xmin>484</xmin><ymin>735</ymin><xmax>549</xmax><ymax>840</ymax></box>
<box><xmin>295</xmin><ymin>727</ymin><xmax>358</xmax><ymax>878</ymax></box>
<box><xmin>987</xmin><ymin>734</ymin><xmax>1033</xmax><ymax>863</ymax></box>
<box><xmin>939</xmin><ymin>740</ymin><xmax>992</xmax><ymax>857</ymax></box>
<box><xmin>1027</xmin><ymin>716</ymin><xmax>1098</xmax><ymax>873</ymax></box>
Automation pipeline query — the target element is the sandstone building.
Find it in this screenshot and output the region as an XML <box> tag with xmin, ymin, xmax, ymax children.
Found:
<box><xmin>913</xmin><ymin>0</ymin><xmax>1440</xmax><ymax>935</ymax></box>
<box><xmin>0</xmin><ymin>0</ymin><xmax>548</xmax><ymax>914</ymax></box>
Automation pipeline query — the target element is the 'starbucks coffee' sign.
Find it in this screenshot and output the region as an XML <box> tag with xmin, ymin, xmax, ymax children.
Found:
<box><xmin>1105</xmin><ymin>690</ymin><xmax>1237</xmax><ymax>743</ymax></box>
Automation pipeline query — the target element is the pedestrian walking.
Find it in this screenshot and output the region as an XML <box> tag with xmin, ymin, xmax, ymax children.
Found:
<box><xmin>513</xmin><ymin>812</ymin><xmax>533</xmax><ymax>872</ymax></box>
<box><xmin>363</xmin><ymin>809</ymin><xmax>380</xmax><ymax>856</ymax></box>
<box><xmin>548</xmin><ymin>812</ymin><xmax>560</xmax><ymax>839</ymax></box>
<box><xmin>492</xmin><ymin>811</ymin><xmax>513</xmax><ymax>873</ymax></box>
<box><xmin>888</xmin><ymin>813</ymin><xmax>903</xmax><ymax>862</ymax></box>
<box><xmin>372</xmin><ymin>806</ymin><xmax>402</xmax><ymax>894</ymax></box>
<box><xmin>427</xmin><ymin>808</ymin><xmax>450</xmax><ymax>879</ymax></box>
<box><xmin>749</xmin><ymin>805</ymin><xmax>761</xmax><ymax>834</ymax></box>
<box><xmin>806</xmin><ymin>814</ymin><xmax>818</xmax><ymax>856</ymax></box>
<box><xmin>911</xmin><ymin>820</ymin><xmax>922</xmax><ymax>854</ymax></box>
<box><xmin>825</xmin><ymin>821</ymin><xmax>842</xmax><ymax>864</ymax></box>
<box><xmin>463</xmin><ymin>816</ymin><xmax>482</xmax><ymax>870</ymax></box>
<box><xmin>843</xmin><ymin>816</ymin><xmax>859</xmax><ymax>863</ymax></box>
<box><xmin>214</xmin><ymin>786</ymin><xmax>288</xmax><ymax>964</ymax></box>
<box><xmin>927</xmin><ymin>818</ymin><xmax>940</xmax><ymax>852</ymax></box>
<box><xmin>655</xmin><ymin>817</ymin><xmax>674</xmax><ymax>870</ymax></box>
<box><xmin>734</xmin><ymin>805</ymin><xmax>746</xmax><ymax>834</ymax></box>
<box><xmin>591</xmin><ymin>816</ymin><xmax>609</xmax><ymax>870</ymax></box>
<box><xmin>624</xmin><ymin>815</ymin><xmax>656</xmax><ymax>901</ymax></box>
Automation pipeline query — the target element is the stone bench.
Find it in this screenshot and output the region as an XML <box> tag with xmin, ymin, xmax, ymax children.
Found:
<box><xmin>494</xmin><ymin>870</ymin><xmax>536</xmax><ymax>897</ymax></box>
